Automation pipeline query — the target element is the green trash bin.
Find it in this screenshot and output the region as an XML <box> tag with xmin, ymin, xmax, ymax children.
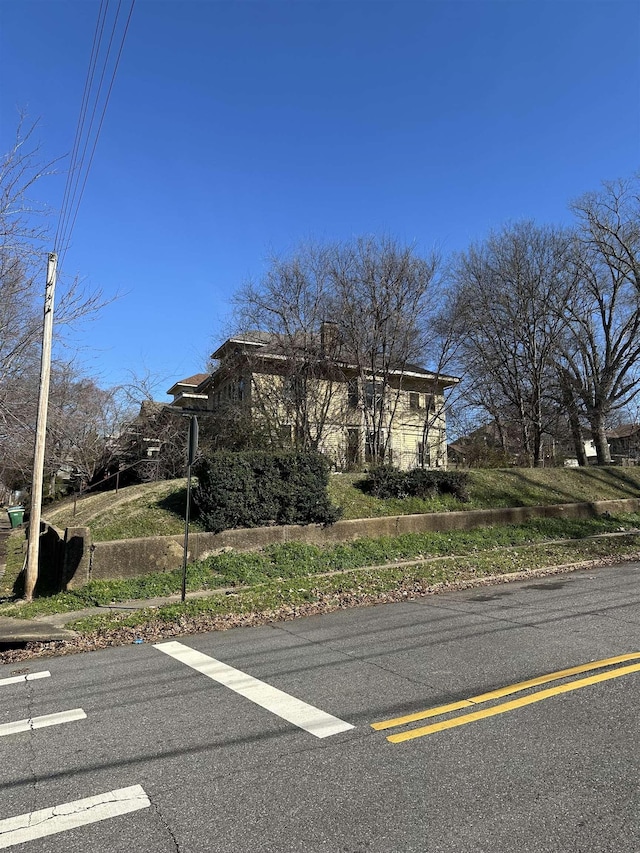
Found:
<box><xmin>7</xmin><ymin>506</ymin><xmax>25</xmax><ymax>528</ymax></box>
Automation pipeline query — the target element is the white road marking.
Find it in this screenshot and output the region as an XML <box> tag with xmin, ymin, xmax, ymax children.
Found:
<box><xmin>0</xmin><ymin>785</ymin><xmax>150</xmax><ymax>849</ymax></box>
<box><xmin>0</xmin><ymin>709</ymin><xmax>86</xmax><ymax>738</ymax></box>
<box><xmin>155</xmin><ymin>640</ymin><xmax>354</xmax><ymax>738</ymax></box>
<box><xmin>0</xmin><ymin>671</ymin><xmax>50</xmax><ymax>688</ymax></box>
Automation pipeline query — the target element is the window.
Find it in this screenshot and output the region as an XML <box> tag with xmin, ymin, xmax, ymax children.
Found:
<box><xmin>409</xmin><ymin>392</ymin><xmax>420</xmax><ymax>410</ymax></box>
<box><xmin>347</xmin><ymin>378</ymin><xmax>359</xmax><ymax>408</ymax></box>
<box><xmin>228</xmin><ymin>377</ymin><xmax>246</xmax><ymax>402</ymax></box>
<box><xmin>364</xmin><ymin>381</ymin><xmax>383</xmax><ymax>411</ymax></box>
<box><xmin>425</xmin><ymin>393</ymin><xmax>437</xmax><ymax>414</ymax></box>
<box><xmin>365</xmin><ymin>429</ymin><xmax>387</xmax><ymax>463</ymax></box>
<box><xmin>279</xmin><ymin>424</ymin><xmax>292</xmax><ymax>445</ymax></box>
<box><xmin>284</xmin><ymin>374</ymin><xmax>304</xmax><ymax>405</ymax></box>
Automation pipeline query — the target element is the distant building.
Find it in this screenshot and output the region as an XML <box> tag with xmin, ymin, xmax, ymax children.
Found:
<box><xmin>168</xmin><ymin>324</ymin><xmax>459</xmax><ymax>470</ymax></box>
<box><xmin>606</xmin><ymin>423</ymin><xmax>640</xmax><ymax>465</ymax></box>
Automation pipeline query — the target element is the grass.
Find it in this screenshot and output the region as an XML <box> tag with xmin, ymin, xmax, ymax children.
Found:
<box><xmin>328</xmin><ymin>472</ymin><xmax>464</xmax><ymax>517</ymax></box>
<box><xmin>0</xmin><ymin>529</ymin><xmax>27</xmax><ymax>598</ymax></box>
<box><xmin>3</xmin><ymin>466</ymin><xmax>637</xmax><ymax>646</ymax></box>
<box><xmin>43</xmin><ymin>480</ymin><xmax>205</xmax><ymax>541</ymax></box>
<box><xmin>462</xmin><ymin>466</ymin><xmax>640</xmax><ymax>509</ymax></box>
<box><xmin>67</xmin><ymin>530</ymin><xmax>640</xmax><ymax>635</ymax></box>
<box><xmin>37</xmin><ymin>467</ymin><xmax>640</xmax><ymax>542</ymax></box>
<box><xmin>2</xmin><ymin>513</ymin><xmax>639</xmax><ymax>620</ymax></box>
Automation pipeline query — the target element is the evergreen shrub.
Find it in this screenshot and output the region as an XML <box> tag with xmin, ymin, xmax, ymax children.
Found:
<box><xmin>367</xmin><ymin>465</ymin><xmax>470</xmax><ymax>502</ymax></box>
<box><xmin>193</xmin><ymin>451</ymin><xmax>342</xmax><ymax>533</ymax></box>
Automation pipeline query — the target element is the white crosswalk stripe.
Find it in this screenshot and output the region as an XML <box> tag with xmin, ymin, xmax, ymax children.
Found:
<box><xmin>155</xmin><ymin>640</ymin><xmax>354</xmax><ymax>738</ymax></box>
<box><xmin>0</xmin><ymin>785</ymin><xmax>150</xmax><ymax>849</ymax></box>
<box><xmin>0</xmin><ymin>708</ymin><xmax>87</xmax><ymax>737</ymax></box>
<box><xmin>0</xmin><ymin>671</ymin><xmax>50</xmax><ymax>688</ymax></box>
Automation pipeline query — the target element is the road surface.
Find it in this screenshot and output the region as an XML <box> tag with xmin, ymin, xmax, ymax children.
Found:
<box><xmin>1</xmin><ymin>561</ymin><xmax>639</xmax><ymax>851</ymax></box>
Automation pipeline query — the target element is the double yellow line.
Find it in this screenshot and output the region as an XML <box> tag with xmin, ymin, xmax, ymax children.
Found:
<box><xmin>372</xmin><ymin>652</ymin><xmax>640</xmax><ymax>743</ymax></box>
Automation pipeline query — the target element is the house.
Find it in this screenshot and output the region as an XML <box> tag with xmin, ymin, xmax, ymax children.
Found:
<box><xmin>448</xmin><ymin>420</ymin><xmax>605</xmax><ymax>468</ymax></box>
<box><xmin>606</xmin><ymin>423</ymin><xmax>640</xmax><ymax>464</ymax></box>
<box><xmin>448</xmin><ymin>422</ymin><xmax>525</xmax><ymax>468</ymax></box>
<box><xmin>168</xmin><ymin>323</ymin><xmax>459</xmax><ymax>470</ymax></box>
<box><xmin>166</xmin><ymin>373</ymin><xmax>209</xmax><ymax>410</ymax></box>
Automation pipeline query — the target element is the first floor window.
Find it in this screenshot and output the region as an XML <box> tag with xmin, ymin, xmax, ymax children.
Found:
<box><xmin>279</xmin><ymin>424</ymin><xmax>292</xmax><ymax>445</ymax></box>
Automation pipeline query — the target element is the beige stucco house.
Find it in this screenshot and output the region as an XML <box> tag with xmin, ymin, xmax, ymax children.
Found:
<box><xmin>169</xmin><ymin>325</ymin><xmax>459</xmax><ymax>470</ymax></box>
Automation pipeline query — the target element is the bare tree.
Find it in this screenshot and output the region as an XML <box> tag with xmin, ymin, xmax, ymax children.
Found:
<box><xmin>328</xmin><ymin>236</ymin><xmax>439</xmax><ymax>465</ymax></box>
<box><xmin>104</xmin><ymin>370</ymin><xmax>190</xmax><ymax>483</ymax></box>
<box><xmin>230</xmin><ymin>237</ymin><xmax>441</xmax><ymax>466</ymax></box>
<box><xmin>0</xmin><ymin>116</ymin><xmax>105</xmax><ymax>376</ymax></box>
<box><xmin>232</xmin><ymin>243</ymin><xmax>347</xmax><ymax>452</ymax></box>
<box><xmin>446</xmin><ymin>222</ymin><xmax>577</xmax><ymax>466</ymax></box>
<box><xmin>0</xmin><ymin>115</ymin><xmax>111</xmax><ymax>496</ymax></box>
<box><xmin>558</xmin><ymin>176</ymin><xmax>640</xmax><ymax>464</ymax></box>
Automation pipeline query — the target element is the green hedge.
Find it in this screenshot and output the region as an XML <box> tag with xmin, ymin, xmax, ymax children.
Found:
<box><xmin>366</xmin><ymin>465</ymin><xmax>470</xmax><ymax>502</ymax></box>
<box><xmin>193</xmin><ymin>451</ymin><xmax>342</xmax><ymax>533</ymax></box>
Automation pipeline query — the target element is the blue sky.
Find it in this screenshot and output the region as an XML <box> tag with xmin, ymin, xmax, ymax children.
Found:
<box><xmin>1</xmin><ymin>0</ymin><xmax>639</xmax><ymax>400</ymax></box>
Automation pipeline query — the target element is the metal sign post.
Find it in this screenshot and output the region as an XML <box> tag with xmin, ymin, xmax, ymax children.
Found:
<box><xmin>181</xmin><ymin>415</ymin><xmax>198</xmax><ymax>603</ymax></box>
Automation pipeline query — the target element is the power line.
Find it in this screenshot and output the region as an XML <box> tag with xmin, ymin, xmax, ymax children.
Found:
<box><xmin>54</xmin><ymin>0</ymin><xmax>109</xmax><ymax>254</ymax></box>
<box><xmin>54</xmin><ymin>0</ymin><xmax>136</xmax><ymax>269</ymax></box>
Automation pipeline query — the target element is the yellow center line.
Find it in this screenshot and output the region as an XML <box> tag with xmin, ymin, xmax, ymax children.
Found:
<box><xmin>387</xmin><ymin>661</ymin><xmax>640</xmax><ymax>742</ymax></box>
<box><xmin>371</xmin><ymin>652</ymin><xmax>640</xmax><ymax>731</ymax></box>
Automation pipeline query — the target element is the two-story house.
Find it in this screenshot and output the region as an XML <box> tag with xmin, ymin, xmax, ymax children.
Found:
<box><xmin>169</xmin><ymin>324</ymin><xmax>459</xmax><ymax>470</ymax></box>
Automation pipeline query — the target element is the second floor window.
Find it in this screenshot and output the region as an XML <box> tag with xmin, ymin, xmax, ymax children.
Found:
<box><xmin>347</xmin><ymin>378</ymin><xmax>359</xmax><ymax>408</ymax></box>
<box><xmin>364</xmin><ymin>381</ymin><xmax>383</xmax><ymax>411</ymax></box>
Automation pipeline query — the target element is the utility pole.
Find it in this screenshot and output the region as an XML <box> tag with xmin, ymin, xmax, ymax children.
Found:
<box><xmin>24</xmin><ymin>253</ymin><xmax>57</xmax><ymax>601</ymax></box>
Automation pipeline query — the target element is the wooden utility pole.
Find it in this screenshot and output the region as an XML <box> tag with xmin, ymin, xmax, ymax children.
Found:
<box><xmin>25</xmin><ymin>253</ymin><xmax>57</xmax><ymax>601</ymax></box>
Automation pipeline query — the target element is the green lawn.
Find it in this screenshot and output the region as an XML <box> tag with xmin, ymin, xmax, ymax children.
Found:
<box><xmin>2</xmin><ymin>513</ymin><xmax>639</xmax><ymax>619</ymax></box>
<box><xmin>39</xmin><ymin>467</ymin><xmax>640</xmax><ymax>542</ymax></box>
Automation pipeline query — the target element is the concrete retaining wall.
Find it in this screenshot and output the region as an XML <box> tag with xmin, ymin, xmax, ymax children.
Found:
<box><xmin>58</xmin><ymin>497</ymin><xmax>640</xmax><ymax>588</ymax></box>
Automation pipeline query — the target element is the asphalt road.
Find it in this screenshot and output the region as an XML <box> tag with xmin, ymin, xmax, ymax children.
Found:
<box><xmin>1</xmin><ymin>561</ymin><xmax>639</xmax><ymax>852</ymax></box>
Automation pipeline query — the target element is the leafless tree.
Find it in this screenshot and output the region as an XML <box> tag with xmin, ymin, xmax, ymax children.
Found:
<box><xmin>446</xmin><ymin>222</ymin><xmax>577</xmax><ymax>466</ymax></box>
<box><xmin>327</xmin><ymin>236</ymin><xmax>439</xmax><ymax>465</ymax></box>
<box><xmin>0</xmin><ymin>115</ymin><xmax>113</xmax><ymax>496</ymax></box>
<box><xmin>0</xmin><ymin>360</ymin><xmax>127</xmax><ymax>497</ymax></box>
<box><xmin>231</xmin><ymin>237</ymin><xmax>441</xmax><ymax>466</ymax></box>
<box><xmin>0</xmin><ymin>115</ymin><xmax>106</xmax><ymax>378</ymax></box>
<box><xmin>232</xmin><ymin>243</ymin><xmax>348</xmax><ymax>452</ymax></box>
<box><xmin>557</xmin><ymin>175</ymin><xmax>640</xmax><ymax>464</ymax></box>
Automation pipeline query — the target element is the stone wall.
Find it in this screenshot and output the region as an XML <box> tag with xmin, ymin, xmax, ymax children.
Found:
<box><xmin>59</xmin><ymin>497</ymin><xmax>640</xmax><ymax>588</ymax></box>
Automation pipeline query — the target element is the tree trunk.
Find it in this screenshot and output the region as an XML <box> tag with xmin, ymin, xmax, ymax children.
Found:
<box><xmin>569</xmin><ymin>415</ymin><xmax>588</xmax><ymax>467</ymax></box>
<box><xmin>559</xmin><ymin>373</ymin><xmax>588</xmax><ymax>466</ymax></box>
<box><xmin>532</xmin><ymin>433</ymin><xmax>543</xmax><ymax>467</ymax></box>
<box><xmin>590</xmin><ymin>415</ymin><xmax>611</xmax><ymax>465</ymax></box>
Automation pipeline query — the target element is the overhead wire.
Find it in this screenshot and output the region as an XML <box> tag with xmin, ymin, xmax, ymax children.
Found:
<box><xmin>53</xmin><ymin>0</ymin><xmax>109</xmax><ymax>255</ymax></box>
<box><xmin>54</xmin><ymin>0</ymin><xmax>136</xmax><ymax>270</ymax></box>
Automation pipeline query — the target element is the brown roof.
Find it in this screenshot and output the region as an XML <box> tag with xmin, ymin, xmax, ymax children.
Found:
<box><xmin>178</xmin><ymin>373</ymin><xmax>209</xmax><ymax>386</ymax></box>
<box><xmin>167</xmin><ymin>373</ymin><xmax>210</xmax><ymax>395</ymax></box>
<box><xmin>606</xmin><ymin>423</ymin><xmax>640</xmax><ymax>439</ymax></box>
<box><xmin>211</xmin><ymin>332</ymin><xmax>459</xmax><ymax>385</ymax></box>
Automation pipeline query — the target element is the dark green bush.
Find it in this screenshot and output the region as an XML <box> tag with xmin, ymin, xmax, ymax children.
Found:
<box><xmin>367</xmin><ymin>465</ymin><xmax>470</xmax><ymax>502</ymax></box>
<box><xmin>193</xmin><ymin>451</ymin><xmax>342</xmax><ymax>533</ymax></box>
